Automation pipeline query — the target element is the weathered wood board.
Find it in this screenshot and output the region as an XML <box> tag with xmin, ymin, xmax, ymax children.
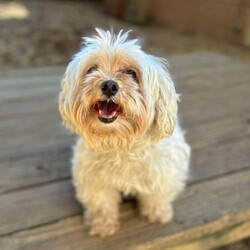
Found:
<box><xmin>1</xmin><ymin>169</ymin><xmax>250</xmax><ymax>250</ymax></box>
<box><xmin>0</xmin><ymin>52</ymin><xmax>249</xmax><ymax>249</ymax></box>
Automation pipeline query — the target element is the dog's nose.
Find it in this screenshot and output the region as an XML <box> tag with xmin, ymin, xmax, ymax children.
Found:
<box><xmin>101</xmin><ymin>80</ymin><xmax>119</xmax><ymax>97</ymax></box>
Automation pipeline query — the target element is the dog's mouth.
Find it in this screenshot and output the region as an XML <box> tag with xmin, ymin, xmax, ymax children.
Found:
<box><xmin>94</xmin><ymin>100</ymin><xmax>120</xmax><ymax>123</ymax></box>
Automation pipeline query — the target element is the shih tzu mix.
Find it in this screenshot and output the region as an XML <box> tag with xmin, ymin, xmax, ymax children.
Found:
<box><xmin>59</xmin><ymin>28</ymin><xmax>190</xmax><ymax>237</ymax></box>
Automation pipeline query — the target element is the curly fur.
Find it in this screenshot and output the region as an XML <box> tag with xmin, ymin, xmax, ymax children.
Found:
<box><xmin>59</xmin><ymin>28</ymin><xmax>191</xmax><ymax>237</ymax></box>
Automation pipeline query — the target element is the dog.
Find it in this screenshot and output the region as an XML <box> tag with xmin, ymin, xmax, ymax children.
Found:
<box><xmin>59</xmin><ymin>28</ymin><xmax>190</xmax><ymax>237</ymax></box>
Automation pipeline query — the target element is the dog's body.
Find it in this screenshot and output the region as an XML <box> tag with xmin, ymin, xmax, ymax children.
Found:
<box><xmin>59</xmin><ymin>29</ymin><xmax>190</xmax><ymax>237</ymax></box>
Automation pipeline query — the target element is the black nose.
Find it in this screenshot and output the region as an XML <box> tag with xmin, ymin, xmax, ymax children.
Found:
<box><xmin>101</xmin><ymin>80</ymin><xmax>119</xmax><ymax>97</ymax></box>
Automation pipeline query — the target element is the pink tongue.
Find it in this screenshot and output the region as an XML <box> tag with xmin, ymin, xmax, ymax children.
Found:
<box><xmin>99</xmin><ymin>101</ymin><xmax>117</xmax><ymax>115</ymax></box>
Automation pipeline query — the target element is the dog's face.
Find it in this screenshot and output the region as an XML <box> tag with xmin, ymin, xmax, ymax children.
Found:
<box><xmin>59</xmin><ymin>29</ymin><xmax>178</xmax><ymax>150</ymax></box>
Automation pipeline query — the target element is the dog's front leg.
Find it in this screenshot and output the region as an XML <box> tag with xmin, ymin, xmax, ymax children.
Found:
<box><xmin>74</xmin><ymin>178</ymin><xmax>121</xmax><ymax>237</ymax></box>
<box><xmin>137</xmin><ymin>192</ymin><xmax>174</xmax><ymax>224</ymax></box>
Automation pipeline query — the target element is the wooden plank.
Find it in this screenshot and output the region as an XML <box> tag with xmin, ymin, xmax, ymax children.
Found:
<box><xmin>0</xmin><ymin>113</ymin><xmax>59</xmax><ymax>133</ymax></box>
<box><xmin>185</xmin><ymin>115</ymin><xmax>250</xmax><ymax>150</ymax></box>
<box><xmin>174</xmin><ymin>64</ymin><xmax>250</xmax><ymax>92</ymax></box>
<box><xmin>0</xmin><ymin>96</ymin><xmax>57</xmax><ymax>119</ymax></box>
<box><xmin>0</xmin><ymin>121</ymin><xmax>248</xmax><ymax>196</ymax></box>
<box><xmin>190</xmin><ymin>137</ymin><xmax>250</xmax><ymax>183</ymax></box>
<box><xmin>0</xmin><ymin>113</ymin><xmax>75</xmax><ymax>161</ymax></box>
<box><xmin>171</xmin><ymin>60</ymin><xmax>247</xmax><ymax>79</ymax></box>
<box><xmin>179</xmin><ymin>82</ymin><xmax>250</xmax><ymax>125</ymax></box>
<box><xmin>0</xmin><ymin>74</ymin><xmax>62</xmax><ymax>89</ymax></box>
<box><xmin>0</xmin><ymin>112</ymin><xmax>62</xmax><ymax>138</ymax></box>
<box><xmin>0</xmin><ymin>125</ymin><xmax>74</xmax><ymax>161</ymax></box>
<box><xmin>0</xmin><ymin>140</ymin><xmax>73</xmax><ymax>162</ymax></box>
<box><xmin>0</xmin><ymin>148</ymin><xmax>71</xmax><ymax>194</ymax></box>
<box><xmin>0</xmin><ymin>84</ymin><xmax>59</xmax><ymax>103</ymax></box>
<box><xmin>0</xmin><ymin>52</ymin><xmax>229</xmax><ymax>80</ymax></box>
<box><xmin>0</xmin><ymin>169</ymin><xmax>249</xmax><ymax>250</ymax></box>
<box><xmin>0</xmin><ymin>180</ymin><xmax>81</xmax><ymax>236</ymax></box>
<box><xmin>138</xmin><ymin>214</ymin><xmax>250</xmax><ymax>250</ymax></box>
<box><xmin>0</xmin><ymin>66</ymin><xmax>65</xmax><ymax>80</ymax></box>
<box><xmin>168</xmin><ymin>52</ymin><xmax>232</xmax><ymax>65</ymax></box>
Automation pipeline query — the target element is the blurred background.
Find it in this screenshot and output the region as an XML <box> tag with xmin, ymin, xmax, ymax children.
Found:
<box><xmin>0</xmin><ymin>1</ymin><xmax>250</xmax><ymax>249</ymax></box>
<box><xmin>0</xmin><ymin>0</ymin><xmax>250</xmax><ymax>70</ymax></box>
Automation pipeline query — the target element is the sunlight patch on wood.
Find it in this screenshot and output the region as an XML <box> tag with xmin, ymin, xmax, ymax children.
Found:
<box><xmin>0</xmin><ymin>2</ymin><xmax>30</xmax><ymax>20</ymax></box>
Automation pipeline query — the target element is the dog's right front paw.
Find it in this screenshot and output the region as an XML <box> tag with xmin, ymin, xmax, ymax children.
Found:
<box><xmin>88</xmin><ymin>217</ymin><xmax>120</xmax><ymax>237</ymax></box>
<box><xmin>140</xmin><ymin>204</ymin><xmax>173</xmax><ymax>224</ymax></box>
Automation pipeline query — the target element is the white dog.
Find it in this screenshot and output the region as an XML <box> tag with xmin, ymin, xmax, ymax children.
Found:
<box><xmin>59</xmin><ymin>29</ymin><xmax>190</xmax><ymax>237</ymax></box>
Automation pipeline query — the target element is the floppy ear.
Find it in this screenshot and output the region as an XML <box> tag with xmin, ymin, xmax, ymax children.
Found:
<box><xmin>148</xmin><ymin>57</ymin><xmax>178</xmax><ymax>142</ymax></box>
<box><xmin>59</xmin><ymin>61</ymin><xmax>79</xmax><ymax>132</ymax></box>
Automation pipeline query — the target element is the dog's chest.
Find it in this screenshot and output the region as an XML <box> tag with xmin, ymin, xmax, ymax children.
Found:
<box><xmin>85</xmin><ymin>150</ymin><xmax>159</xmax><ymax>194</ymax></box>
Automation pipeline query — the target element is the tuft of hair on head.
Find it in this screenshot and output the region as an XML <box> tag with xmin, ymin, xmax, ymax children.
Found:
<box><xmin>81</xmin><ymin>28</ymin><xmax>141</xmax><ymax>50</ymax></box>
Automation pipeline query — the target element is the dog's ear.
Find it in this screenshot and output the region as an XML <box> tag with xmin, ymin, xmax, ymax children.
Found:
<box><xmin>59</xmin><ymin>61</ymin><xmax>78</xmax><ymax>132</ymax></box>
<box><xmin>147</xmin><ymin>56</ymin><xmax>178</xmax><ymax>142</ymax></box>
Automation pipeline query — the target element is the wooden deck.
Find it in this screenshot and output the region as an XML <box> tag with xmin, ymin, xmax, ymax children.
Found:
<box><xmin>0</xmin><ymin>52</ymin><xmax>250</xmax><ymax>250</ymax></box>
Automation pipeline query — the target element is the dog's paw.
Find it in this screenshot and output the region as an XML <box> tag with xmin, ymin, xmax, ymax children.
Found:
<box><xmin>140</xmin><ymin>205</ymin><xmax>173</xmax><ymax>224</ymax></box>
<box><xmin>88</xmin><ymin>217</ymin><xmax>120</xmax><ymax>237</ymax></box>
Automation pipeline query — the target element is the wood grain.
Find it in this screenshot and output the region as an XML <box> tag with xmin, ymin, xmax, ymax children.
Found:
<box><xmin>0</xmin><ymin>180</ymin><xmax>81</xmax><ymax>236</ymax></box>
<box><xmin>0</xmin><ymin>53</ymin><xmax>250</xmax><ymax>249</ymax></box>
<box><xmin>0</xmin><ymin>148</ymin><xmax>72</xmax><ymax>194</ymax></box>
<box><xmin>0</xmin><ymin>169</ymin><xmax>249</xmax><ymax>250</ymax></box>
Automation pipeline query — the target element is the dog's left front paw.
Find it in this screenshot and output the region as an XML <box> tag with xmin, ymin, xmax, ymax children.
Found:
<box><xmin>88</xmin><ymin>217</ymin><xmax>120</xmax><ymax>237</ymax></box>
<box><xmin>140</xmin><ymin>205</ymin><xmax>173</xmax><ymax>224</ymax></box>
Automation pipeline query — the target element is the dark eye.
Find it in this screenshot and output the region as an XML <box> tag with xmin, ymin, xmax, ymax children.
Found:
<box><xmin>125</xmin><ymin>69</ymin><xmax>137</xmax><ymax>81</ymax></box>
<box><xmin>87</xmin><ymin>65</ymin><xmax>98</xmax><ymax>74</ymax></box>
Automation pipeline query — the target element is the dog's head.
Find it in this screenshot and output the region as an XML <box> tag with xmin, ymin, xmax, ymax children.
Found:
<box><xmin>59</xmin><ymin>29</ymin><xmax>178</xmax><ymax>151</ymax></box>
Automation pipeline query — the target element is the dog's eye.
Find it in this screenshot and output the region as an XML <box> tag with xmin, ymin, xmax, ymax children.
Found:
<box><xmin>125</xmin><ymin>69</ymin><xmax>137</xmax><ymax>81</ymax></box>
<box><xmin>87</xmin><ymin>65</ymin><xmax>98</xmax><ymax>74</ymax></box>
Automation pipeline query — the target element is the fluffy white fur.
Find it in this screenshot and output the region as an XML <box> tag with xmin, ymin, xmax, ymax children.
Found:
<box><xmin>59</xmin><ymin>28</ymin><xmax>191</xmax><ymax>237</ymax></box>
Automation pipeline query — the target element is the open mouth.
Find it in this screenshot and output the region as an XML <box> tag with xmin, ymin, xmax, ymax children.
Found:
<box><xmin>94</xmin><ymin>100</ymin><xmax>120</xmax><ymax>123</ymax></box>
